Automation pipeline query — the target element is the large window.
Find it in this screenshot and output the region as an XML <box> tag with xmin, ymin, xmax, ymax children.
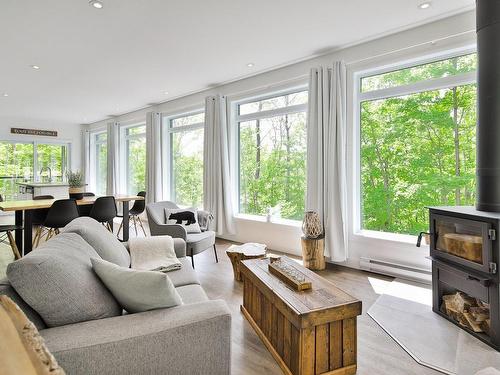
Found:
<box><xmin>236</xmin><ymin>89</ymin><xmax>308</xmax><ymax>221</ymax></box>
<box><xmin>359</xmin><ymin>53</ymin><xmax>477</xmax><ymax>236</ymax></box>
<box><xmin>0</xmin><ymin>141</ymin><xmax>70</xmax><ymax>200</ymax></box>
<box><xmin>90</xmin><ymin>131</ymin><xmax>107</xmax><ymax>195</ymax></box>
<box><xmin>121</xmin><ymin>124</ymin><xmax>146</xmax><ymax>195</ymax></box>
<box><xmin>165</xmin><ymin>111</ymin><xmax>204</xmax><ymax>208</ymax></box>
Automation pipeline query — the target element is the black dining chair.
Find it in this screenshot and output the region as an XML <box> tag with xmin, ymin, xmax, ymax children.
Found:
<box><xmin>89</xmin><ymin>196</ymin><xmax>117</xmax><ymax>232</ymax></box>
<box><xmin>78</xmin><ymin>192</ymin><xmax>96</xmax><ymax>216</ymax></box>
<box><xmin>117</xmin><ymin>191</ymin><xmax>147</xmax><ymax>237</ymax></box>
<box><xmin>43</xmin><ymin>199</ymin><xmax>80</xmax><ymax>240</ymax></box>
<box><xmin>32</xmin><ymin>195</ymin><xmax>54</xmax><ymax>248</ymax></box>
<box><xmin>0</xmin><ymin>193</ymin><xmax>22</xmax><ymax>259</ymax></box>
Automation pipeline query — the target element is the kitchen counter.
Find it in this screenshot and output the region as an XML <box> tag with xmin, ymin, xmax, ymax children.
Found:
<box><xmin>17</xmin><ymin>182</ymin><xmax>69</xmax><ymax>187</ymax></box>
<box><xmin>16</xmin><ymin>182</ymin><xmax>69</xmax><ymax>200</ymax></box>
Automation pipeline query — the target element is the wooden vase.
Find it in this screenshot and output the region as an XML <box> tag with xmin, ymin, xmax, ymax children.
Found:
<box><xmin>301</xmin><ymin>236</ymin><xmax>326</xmax><ymax>270</ymax></box>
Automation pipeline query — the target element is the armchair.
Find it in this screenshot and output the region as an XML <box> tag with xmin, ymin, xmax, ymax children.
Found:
<box><xmin>146</xmin><ymin>201</ymin><xmax>217</xmax><ymax>268</ymax></box>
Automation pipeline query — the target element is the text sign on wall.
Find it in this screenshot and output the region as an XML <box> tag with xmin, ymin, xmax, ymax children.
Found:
<box><xmin>11</xmin><ymin>128</ymin><xmax>58</xmax><ymax>137</ymax></box>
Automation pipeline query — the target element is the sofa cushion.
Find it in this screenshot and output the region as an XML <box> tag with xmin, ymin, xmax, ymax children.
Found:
<box><xmin>62</xmin><ymin>216</ymin><xmax>130</xmax><ymax>267</ymax></box>
<box><xmin>0</xmin><ymin>278</ymin><xmax>46</xmax><ymax>330</ymax></box>
<box><xmin>175</xmin><ymin>285</ymin><xmax>209</xmax><ymax>304</ymax></box>
<box><xmin>167</xmin><ymin>257</ymin><xmax>200</xmax><ymax>287</ymax></box>
<box><xmin>91</xmin><ymin>258</ymin><xmax>183</xmax><ymax>313</ymax></box>
<box><xmin>7</xmin><ymin>233</ymin><xmax>122</xmax><ymax>327</ymax></box>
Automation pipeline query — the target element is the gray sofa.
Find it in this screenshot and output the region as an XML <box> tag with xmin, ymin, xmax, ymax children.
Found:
<box><xmin>0</xmin><ymin>218</ymin><xmax>231</xmax><ymax>375</ymax></box>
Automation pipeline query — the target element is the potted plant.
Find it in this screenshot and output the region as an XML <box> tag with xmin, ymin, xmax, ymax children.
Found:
<box><xmin>66</xmin><ymin>170</ymin><xmax>85</xmax><ymax>200</ymax></box>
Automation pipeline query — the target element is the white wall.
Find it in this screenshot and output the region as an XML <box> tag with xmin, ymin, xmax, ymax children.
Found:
<box><xmin>85</xmin><ymin>11</ymin><xmax>476</xmax><ymax>271</ymax></box>
<box><xmin>0</xmin><ymin>117</ymin><xmax>83</xmax><ymax>171</ymax></box>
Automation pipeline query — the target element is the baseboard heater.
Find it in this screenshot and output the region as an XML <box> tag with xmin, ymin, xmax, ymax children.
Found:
<box><xmin>359</xmin><ymin>257</ymin><xmax>432</xmax><ymax>284</ymax></box>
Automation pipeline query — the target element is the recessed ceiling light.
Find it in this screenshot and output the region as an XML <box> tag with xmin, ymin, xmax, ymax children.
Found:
<box><xmin>418</xmin><ymin>2</ymin><xmax>431</xmax><ymax>9</ymax></box>
<box><xmin>30</xmin><ymin>65</ymin><xmax>40</xmax><ymax>70</ymax></box>
<box><xmin>89</xmin><ymin>0</ymin><xmax>103</xmax><ymax>9</ymax></box>
<box><xmin>163</xmin><ymin>91</ymin><xmax>169</xmax><ymax>95</ymax></box>
<box><xmin>247</xmin><ymin>63</ymin><xmax>255</xmax><ymax>67</ymax></box>
<box><xmin>2</xmin><ymin>93</ymin><xmax>8</xmax><ymax>97</ymax></box>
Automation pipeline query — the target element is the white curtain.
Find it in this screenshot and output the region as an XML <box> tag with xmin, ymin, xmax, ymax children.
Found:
<box><xmin>106</xmin><ymin>121</ymin><xmax>120</xmax><ymax>195</ymax></box>
<box><xmin>82</xmin><ymin>129</ymin><xmax>90</xmax><ymax>186</ymax></box>
<box><xmin>146</xmin><ymin>112</ymin><xmax>163</xmax><ymax>204</ymax></box>
<box><xmin>306</xmin><ymin>61</ymin><xmax>348</xmax><ymax>262</ymax></box>
<box><xmin>203</xmin><ymin>95</ymin><xmax>235</xmax><ymax>235</ymax></box>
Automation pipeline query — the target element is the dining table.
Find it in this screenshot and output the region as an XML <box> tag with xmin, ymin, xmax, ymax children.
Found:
<box><xmin>0</xmin><ymin>194</ymin><xmax>144</xmax><ymax>256</ymax></box>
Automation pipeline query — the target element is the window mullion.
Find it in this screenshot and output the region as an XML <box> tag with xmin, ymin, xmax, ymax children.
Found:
<box><xmin>359</xmin><ymin>71</ymin><xmax>476</xmax><ymax>102</ymax></box>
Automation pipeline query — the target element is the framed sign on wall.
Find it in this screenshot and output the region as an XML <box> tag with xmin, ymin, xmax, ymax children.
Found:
<box><xmin>10</xmin><ymin>128</ymin><xmax>58</xmax><ymax>137</ymax></box>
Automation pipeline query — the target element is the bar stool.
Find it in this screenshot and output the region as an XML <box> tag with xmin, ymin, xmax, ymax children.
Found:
<box><xmin>43</xmin><ymin>199</ymin><xmax>80</xmax><ymax>240</ymax></box>
<box><xmin>89</xmin><ymin>196</ymin><xmax>117</xmax><ymax>232</ymax></box>
<box><xmin>117</xmin><ymin>191</ymin><xmax>147</xmax><ymax>237</ymax></box>
<box><xmin>32</xmin><ymin>195</ymin><xmax>54</xmax><ymax>248</ymax></box>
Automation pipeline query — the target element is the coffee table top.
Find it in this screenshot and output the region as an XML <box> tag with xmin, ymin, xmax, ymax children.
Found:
<box><xmin>241</xmin><ymin>257</ymin><xmax>361</xmax><ymax>327</ymax></box>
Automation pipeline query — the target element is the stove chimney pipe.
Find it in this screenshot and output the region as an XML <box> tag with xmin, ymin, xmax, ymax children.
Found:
<box><xmin>476</xmin><ymin>0</ymin><xmax>500</xmax><ymax>212</ymax></box>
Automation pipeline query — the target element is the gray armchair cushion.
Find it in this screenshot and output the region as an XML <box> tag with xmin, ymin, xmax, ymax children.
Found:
<box><xmin>7</xmin><ymin>233</ymin><xmax>122</xmax><ymax>327</ymax></box>
<box><xmin>0</xmin><ymin>278</ymin><xmax>46</xmax><ymax>330</ymax></box>
<box><xmin>63</xmin><ymin>217</ymin><xmax>131</xmax><ymax>267</ymax></box>
<box><xmin>186</xmin><ymin>231</ymin><xmax>216</xmax><ymax>256</ymax></box>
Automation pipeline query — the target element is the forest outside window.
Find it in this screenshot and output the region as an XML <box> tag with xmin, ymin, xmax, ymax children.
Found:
<box><xmin>165</xmin><ymin>111</ymin><xmax>204</xmax><ymax>208</ymax></box>
<box><xmin>121</xmin><ymin>124</ymin><xmax>146</xmax><ymax>195</ymax></box>
<box><xmin>359</xmin><ymin>52</ymin><xmax>477</xmax><ymax>236</ymax></box>
<box><xmin>0</xmin><ymin>141</ymin><xmax>69</xmax><ymax>200</ymax></box>
<box><xmin>236</xmin><ymin>89</ymin><xmax>308</xmax><ymax>221</ymax></box>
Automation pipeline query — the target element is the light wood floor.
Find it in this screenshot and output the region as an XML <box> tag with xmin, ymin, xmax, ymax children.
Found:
<box><xmin>0</xmin><ymin>223</ymin><xmax>440</xmax><ymax>374</ymax></box>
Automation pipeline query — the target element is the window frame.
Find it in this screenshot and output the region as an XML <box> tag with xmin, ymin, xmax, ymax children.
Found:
<box><xmin>232</xmin><ymin>85</ymin><xmax>309</xmax><ymax>221</ymax></box>
<box><xmin>0</xmin><ymin>139</ymin><xmax>71</xmax><ymax>200</ymax></box>
<box><xmin>162</xmin><ymin>109</ymin><xmax>205</xmax><ymax>205</ymax></box>
<box><xmin>119</xmin><ymin>122</ymin><xmax>146</xmax><ymax>195</ymax></box>
<box><xmin>353</xmin><ymin>47</ymin><xmax>477</xmax><ymax>241</ymax></box>
<box><xmin>89</xmin><ymin>130</ymin><xmax>107</xmax><ymax>195</ymax></box>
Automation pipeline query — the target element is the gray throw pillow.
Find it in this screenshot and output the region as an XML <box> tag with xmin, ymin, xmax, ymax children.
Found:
<box><xmin>91</xmin><ymin>258</ymin><xmax>183</xmax><ymax>313</ymax></box>
<box><xmin>7</xmin><ymin>233</ymin><xmax>122</xmax><ymax>327</ymax></box>
<box><xmin>63</xmin><ymin>216</ymin><xmax>131</xmax><ymax>267</ymax></box>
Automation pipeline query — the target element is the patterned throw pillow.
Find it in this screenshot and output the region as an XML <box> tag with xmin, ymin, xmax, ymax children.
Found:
<box><xmin>164</xmin><ymin>207</ymin><xmax>202</xmax><ymax>234</ymax></box>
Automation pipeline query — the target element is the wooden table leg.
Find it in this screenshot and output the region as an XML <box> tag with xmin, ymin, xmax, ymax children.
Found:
<box><xmin>121</xmin><ymin>201</ymin><xmax>129</xmax><ymax>242</ymax></box>
<box><xmin>14</xmin><ymin>211</ymin><xmax>23</xmax><ymax>255</ymax></box>
<box><xmin>23</xmin><ymin>210</ymin><xmax>33</xmax><ymax>256</ymax></box>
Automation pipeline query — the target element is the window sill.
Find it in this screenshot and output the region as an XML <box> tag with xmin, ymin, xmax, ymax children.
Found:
<box><xmin>354</xmin><ymin>229</ymin><xmax>424</xmax><ymax>246</ymax></box>
<box><xmin>234</xmin><ymin>213</ymin><xmax>302</xmax><ymax>228</ymax></box>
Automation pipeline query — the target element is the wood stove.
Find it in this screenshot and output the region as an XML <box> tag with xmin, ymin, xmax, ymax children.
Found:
<box><xmin>429</xmin><ymin>206</ymin><xmax>499</xmax><ymax>350</ymax></box>
<box><xmin>424</xmin><ymin>0</ymin><xmax>500</xmax><ymax>351</ymax></box>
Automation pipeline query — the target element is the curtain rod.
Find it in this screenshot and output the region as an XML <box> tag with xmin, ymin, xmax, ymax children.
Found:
<box><xmin>346</xmin><ymin>29</ymin><xmax>475</xmax><ymax>66</ymax></box>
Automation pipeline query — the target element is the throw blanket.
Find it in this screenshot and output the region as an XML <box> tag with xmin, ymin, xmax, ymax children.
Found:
<box><xmin>129</xmin><ymin>236</ymin><xmax>182</xmax><ymax>272</ymax></box>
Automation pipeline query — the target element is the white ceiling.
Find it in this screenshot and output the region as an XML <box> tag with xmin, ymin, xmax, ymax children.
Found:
<box><xmin>0</xmin><ymin>0</ymin><xmax>475</xmax><ymax>126</ymax></box>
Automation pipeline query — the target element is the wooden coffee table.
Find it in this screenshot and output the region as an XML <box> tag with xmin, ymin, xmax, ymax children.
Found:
<box><xmin>240</xmin><ymin>257</ymin><xmax>362</xmax><ymax>375</ymax></box>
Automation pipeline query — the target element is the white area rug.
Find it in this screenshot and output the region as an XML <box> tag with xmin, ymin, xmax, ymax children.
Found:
<box><xmin>367</xmin><ymin>279</ymin><xmax>500</xmax><ymax>375</ymax></box>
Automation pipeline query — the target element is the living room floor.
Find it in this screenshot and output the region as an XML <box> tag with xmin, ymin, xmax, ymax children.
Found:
<box><xmin>0</xmin><ymin>228</ymin><xmax>440</xmax><ymax>375</ymax></box>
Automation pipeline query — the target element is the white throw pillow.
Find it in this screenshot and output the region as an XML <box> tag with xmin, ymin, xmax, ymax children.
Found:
<box><xmin>90</xmin><ymin>258</ymin><xmax>183</xmax><ymax>313</ymax></box>
<box><xmin>164</xmin><ymin>207</ymin><xmax>201</xmax><ymax>233</ymax></box>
